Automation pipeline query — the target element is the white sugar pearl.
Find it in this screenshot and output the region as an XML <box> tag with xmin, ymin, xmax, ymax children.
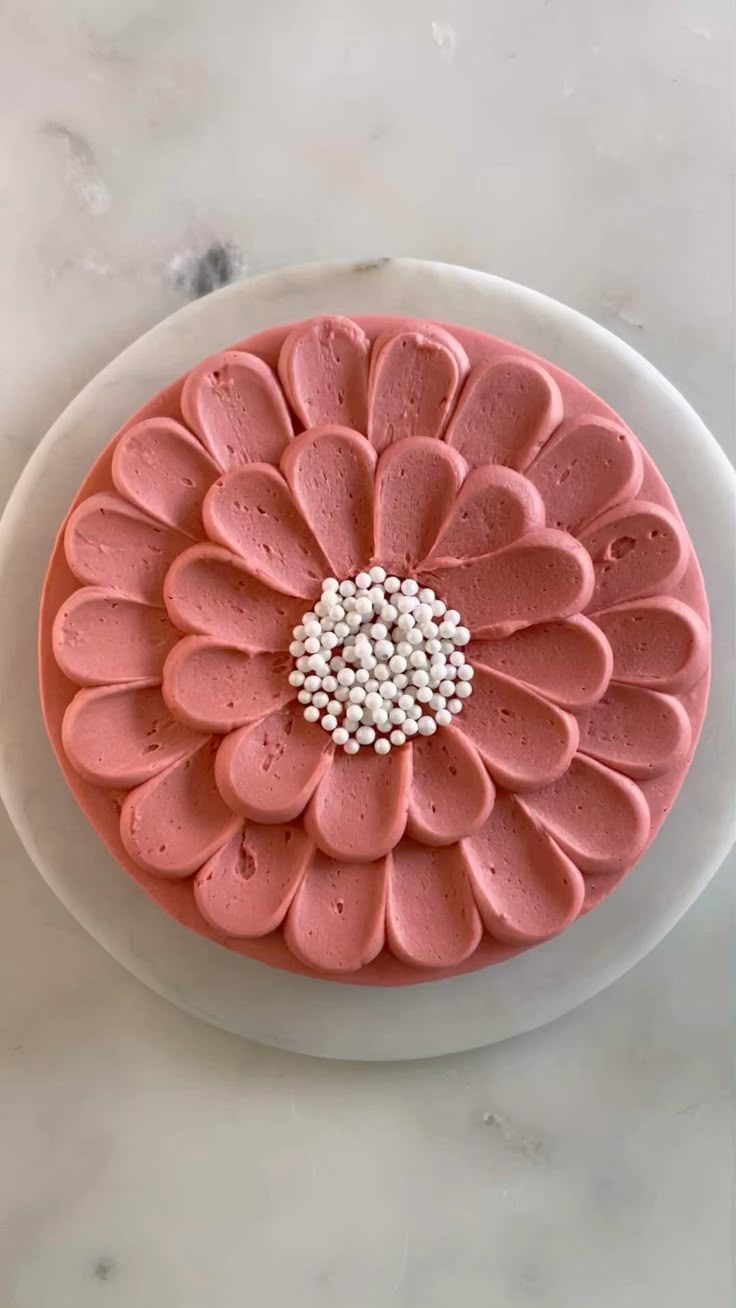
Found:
<box><xmin>380</xmin><ymin>680</ymin><xmax>397</xmax><ymax>699</ymax></box>
<box><xmin>322</xmin><ymin>714</ymin><xmax>337</xmax><ymax>731</ymax></box>
<box><xmin>367</xmin><ymin>586</ymin><xmax>384</xmax><ymax>604</ymax></box>
<box><xmin>439</xmin><ymin>621</ymin><xmax>456</xmax><ymax>639</ymax></box>
<box><xmin>384</xmin><ymin>576</ymin><xmax>400</xmax><ymax>593</ymax></box>
<box><xmin>396</xmin><ymin>641</ymin><xmax>413</xmax><ymax>658</ymax></box>
<box><xmin>361</xmin><ymin>654</ymin><xmax>377</xmax><ymax>671</ymax></box>
<box><xmin>387</xmin><ymin>729</ymin><xmax>405</xmax><ymax>747</ymax></box>
<box><xmin>418</xmin><ymin>588</ymin><xmax>435</xmax><ymax>604</ymax></box>
<box><xmin>355</xmin><ymin>596</ymin><xmax>373</xmax><ymax>616</ymax></box>
<box><xmin>355</xmin><ymin>571</ymin><xmax>372</xmax><ymax>589</ymax></box>
<box><xmin>435</xmin><ymin>709</ymin><xmax>452</xmax><ymax>727</ymax></box>
<box><xmin>289</xmin><ymin>640</ymin><xmax>305</xmax><ymax>657</ymax></box>
<box><xmin>307</xmin><ymin>654</ymin><xmax>327</xmax><ymax>672</ymax></box>
<box><xmin>444</xmin><ymin>609</ymin><xmax>461</xmax><ymax>625</ymax></box>
<box><xmin>344</xmin><ymin>739</ymin><xmax>360</xmax><ymax>755</ymax></box>
<box><xmin>303</xmin><ymin>706</ymin><xmax>320</xmax><ymax>723</ymax></box>
<box><xmin>304</xmin><ymin>637</ymin><xmax>321</xmax><ymax>654</ymax></box>
<box><xmin>334</xmin><ymin>687</ymin><xmax>350</xmax><ymax>702</ymax></box>
<box><xmin>312</xmin><ymin>691</ymin><xmax>329</xmax><ymax>709</ymax></box>
<box><xmin>407</xmin><ymin>628</ymin><xmax>424</xmax><ymax>646</ymax></box>
<box><xmin>398</xmin><ymin>694</ymin><xmax>415</xmax><ymax>711</ymax></box>
<box><xmin>429</xmin><ymin>693</ymin><xmax>446</xmax><ymax>711</ymax></box>
<box><xmin>322</xmin><ymin>675</ymin><xmax>338</xmax><ymax>693</ymax></box>
<box><xmin>409</xmin><ymin>650</ymin><xmax>427</xmax><ymax>669</ymax></box>
<box><xmin>329</xmin><ymin>603</ymin><xmax>345</xmax><ymax>621</ymax></box>
<box><xmin>355</xmin><ymin>668</ymin><xmax>370</xmax><ymax>685</ymax></box>
<box><xmin>448</xmin><ymin>698</ymin><xmax>463</xmax><ymax>714</ymax></box>
<box><xmin>323</xmin><ymin>577</ymin><xmax>339</xmax><ymax>592</ymax></box>
<box><xmin>332</xmin><ymin>727</ymin><xmax>349</xmax><ymax>745</ymax></box>
<box><xmin>449</xmin><ymin>651</ymin><xmax>464</xmax><ymax>666</ymax></box>
<box><xmin>337</xmin><ymin>668</ymin><xmax>355</xmax><ymax>686</ymax></box>
<box><xmin>397</xmin><ymin>594</ymin><xmax>418</xmax><ymax>613</ymax></box>
<box><xmin>394</xmin><ymin>674</ymin><xmax>409</xmax><ymax>690</ymax></box>
<box><xmin>455</xmin><ymin>680</ymin><xmax>473</xmax><ymax>698</ymax></box>
<box><xmin>304</xmin><ymin>675</ymin><xmax>321</xmax><ymax>693</ymax></box>
<box><xmin>422</xmin><ymin>622</ymin><xmax>439</xmax><ymax>641</ymax></box>
<box><xmin>314</xmin><ymin>600</ymin><xmax>329</xmax><ymax>617</ymax></box>
<box><xmin>346</xmin><ymin>703</ymin><xmax>364</xmax><ymax>721</ymax></box>
<box><xmin>381</xmin><ymin>604</ymin><xmax>398</xmax><ymax>624</ymax></box>
<box><xmin>439</xmin><ymin>679</ymin><xmax>455</xmax><ymax>697</ymax></box>
<box><xmin>396</xmin><ymin>611</ymin><xmax>415</xmax><ymax>631</ymax></box>
<box><xmin>331</xmin><ymin>657</ymin><xmax>346</xmax><ymax>672</ymax></box>
<box><xmin>373</xmin><ymin>707</ymin><xmax>389</xmax><ymax>727</ymax></box>
<box><xmin>375</xmin><ymin>738</ymin><xmax>391</xmax><ymax>755</ymax></box>
<box><xmin>356</xmin><ymin>725</ymin><xmax>376</xmax><ymax>746</ymax></box>
<box><xmin>288</xmin><ymin>670</ymin><xmax>305</xmax><ymax>686</ymax></box>
<box><xmin>333</xmin><ymin>621</ymin><xmax>350</xmax><ymax>640</ymax></box>
<box><xmin>339</xmin><ymin>580</ymin><xmax>356</xmax><ymax>597</ymax></box>
<box><xmin>425</xmin><ymin>638</ymin><xmax>441</xmax><ymax>654</ymax></box>
<box><xmin>348</xmin><ymin>686</ymin><xmax>366</xmax><ymax>705</ymax></box>
<box><xmin>416</xmin><ymin>686</ymin><xmax>433</xmax><ymax>703</ymax></box>
<box><xmin>373</xmin><ymin>667</ymin><xmax>389</xmax><ymax>685</ymax></box>
<box><xmin>304</xmin><ymin>621</ymin><xmax>321</xmax><ymax>638</ymax></box>
<box><xmin>346</xmin><ymin>611</ymin><xmax>362</xmax><ymax>628</ymax></box>
<box><xmin>296</xmin><ymin>657</ymin><xmax>310</xmax><ymax>672</ymax></box>
<box><xmin>407</xmin><ymin>703</ymin><xmax>423</xmax><ymax>719</ymax></box>
<box><xmin>458</xmin><ymin>664</ymin><xmax>474</xmax><ymax>681</ymax></box>
<box><xmin>370</xmin><ymin>622</ymin><xmax>387</xmax><ymax>640</ymax></box>
<box><xmin>431</xmin><ymin>599</ymin><xmax>446</xmax><ymax>617</ymax></box>
<box><xmin>418</xmin><ymin>715</ymin><xmax>437</xmax><ymax>736</ymax></box>
<box><xmin>389</xmin><ymin>654</ymin><xmax>407</xmax><ymax>674</ymax></box>
<box><xmin>440</xmin><ymin>640</ymin><xmax>454</xmax><ymax>654</ymax></box>
<box><xmin>413</xmin><ymin>604</ymin><xmax>433</xmax><ymax>625</ymax></box>
<box><xmin>370</xmin><ymin>565</ymin><xmax>387</xmax><ymax>583</ymax></box>
<box><xmin>364</xmin><ymin>678</ymin><xmax>379</xmax><ymax>693</ymax></box>
<box><xmin>327</xmin><ymin>700</ymin><xmax>342</xmax><ymax>716</ymax></box>
<box><xmin>411</xmin><ymin>669</ymin><xmax>429</xmax><ymax>687</ymax></box>
<box><xmin>454</xmin><ymin>627</ymin><xmax>470</xmax><ymax>645</ymax></box>
<box><xmin>401</xmin><ymin>578</ymin><xmax>419</xmax><ymax>596</ymax></box>
<box><xmin>389</xmin><ymin>707</ymin><xmax>407</xmax><ymax>725</ymax></box>
<box><xmin>374</xmin><ymin>639</ymin><xmax>393</xmax><ymax>660</ymax></box>
<box><xmin>297</xmin><ymin>690</ymin><xmax>312</xmax><ymax>704</ymax></box>
<box><xmin>403</xmin><ymin>719</ymin><xmax>419</xmax><ymax>737</ymax></box>
<box><xmin>364</xmin><ymin>692</ymin><xmax>382</xmax><ymax>711</ymax></box>
<box><xmin>321</xmin><ymin>632</ymin><xmax>338</xmax><ymax>650</ymax></box>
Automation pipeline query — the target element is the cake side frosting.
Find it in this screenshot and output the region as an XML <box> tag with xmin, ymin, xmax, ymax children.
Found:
<box><xmin>40</xmin><ymin>315</ymin><xmax>711</xmax><ymax>985</ymax></box>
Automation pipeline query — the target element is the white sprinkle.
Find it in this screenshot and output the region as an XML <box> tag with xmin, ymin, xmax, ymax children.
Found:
<box><xmin>334</xmin><ymin>687</ymin><xmax>350</xmax><ymax>702</ymax></box>
<box><xmin>355</xmin><ymin>571</ymin><xmax>372</xmax><ymax>589</ymax></box>
<box><xmin>333</xmin><ymin>621</ymin><xmax>350</xmax><ymax>640</ymax></box>
<box><xmin>406</xmin><ymin>628</ymin><xmax>423</xmax><ymax>646</ymax></box>
<box><xmin>339</xmin><ymin>580</ymin><xmax>356</xmax><ymax>597</ymax></box>
<box><xmin>397</xmin><ymin>594</ymin><xmax>418</xmax><ymax>614</ymax></box>
<box><xmin>389</xmin><ymin>654</ymin><xmax>407</xmax><ymax>674</ymax></box>
<box><xmin>390</xmin><ymin>729</ymin><xmax>406</xmax><ymax>746</ymax></box>
<box><xmin>322</xmin><ymin>675</ymin><xmax>338</xmax><ymax>693</ymax></box>
<box><xmin>354</xmin><ymin>668</ymin><xmax>370</xmax><ymax>685</ymax></box>
<box><xmin>431</xmin><ymin>599</ymin><xmax>446</xmax><ymax>617</ymax></box>
<box><xmin>455</xmin><ymin>681</ymin><xmax>472</xmax><ymax>698</ymax></box>
<box><xmin>298</xmin><ymin>690</ymin><xmax>312</xmax><ymax>704</ymax></box>
<box><xmin>288</xmin><ymin>670</ymin><xmax>305</xmax><ymax>686</ymax></box>
<box><xmin>332</xmin><ymin>727</ymin><xmax>349</xmax><ymax>745</ymax></box>
<box><xmin>322</xmin><ymin>714</ymin><xmax>337</xmax><ymax>731</ymax></box>
<box><xmin>394</xmin><ymin>673</ymin><xmax>409</xmax><ymax>690</ymax></box>
<box><xmin>304</xmin><ymin>675</ymin><xmax>321</xmax><ymax>693</ymax></box>
<box><xmin>401</xmin><ymin>578</ymin><xmax>419</xmax><ymax>595</ymax></box>
<box><xmin>304</xmin><ymin>620</ymin><xmax>321</xmax><ymax>638</ymax></box>
<box><xmin>293</xmin><ymin>625</ymin><xmax>307</xmax><ymax>641</ymax></box>
<box><xmin>425</xmin><ymin>637</ymin><xmax>441</xmax><ymax>654</ymax></box>
<box><xmin>398</xmin><ymin>694</ymin><xmax>415</xmax><ymax>711</ymax></box>
<box><xmin>458</xmin><ymin>664</ymin><xmax>474</xmax><ymax>681</ymax></box>
<box><xmin>416</xmin><ymin>686</ymin><xmax>433</xmax><ymax>703</ymax></box>
<box><xmin>384</xmin><ymin>576</ymin><xmax>400</xmax><ymax>593</ymax></box>
<box><xmin>304</xmin><ymin>637</ymin><xmax>321</xmax><ymax>654</ymax></box>
<box><xmin>364</xmin><ymin>691</ymin><xmax>382</xmax><ymax>711</ymax></box>
<box><xmin>454</xmin><ymin>627</ymin><xmax>470</xmax><ymax>645</ymax></box>
<box><xmin>418</xmin><ymin>715</ymin><xmax>437</xmax><ymax>735</ymax></box>
<box><xmin>409</xmin><ymin>650</ymin><xmax>428</xmax><ymax>669</ymax></box>
<box><xmin>296</xmin><ymin>656</ymin><xmax>310</xmax><ymax>672</ymax></box>
<box><xmin>312</xmin><ymin>691</ymin><xmax>329</xmax><ymax>709</ymax></box>
<box><xmin>413</xmin><ymin>603</ymin><xmax>433</xmax><ymax>625</ymax></box>
<box><xmin>346</xmin><ymin>703</ymin><xmax>363</xmax><ymax>721</ymax></box>
<box><xmin>374</xmin><ymin>664</ymin><xmax>390</xmax><ymax>682</ymax></box>
<box><xmin>321</xmin><ymin>631</ymin><xmax>338</xmax><ymax>650</ymax></box>
<box><xmin>448</xmin><ymin>698</ymin><xmax>463</xmax><ymax>714</ymax></box>
<box><xmin>344</xmin><ymin>738</ymin><xmax>360</xmax><ymax>754</ymax></box>
<box><xmin>337</xmin><ymin>668</ymin><xmax>355</xmax><ymax>687</ymax></box>
<box><xmin>439</xmin><ymin>621</ymin><xmax>456</xmax><ymax>640</ymax></box>
<box><xmin>418</xmin><ymin>588</ymin><xmax>435</xmax><ymax>604</ymax></box>
<box><xmin>449</xmin><ymin>651</ymin><xmax>464</xmax><ymax>667</ymax></box>
<box><xmin>396</xmin><ymin>640</ymin><xmax>413</xmax><ymax>657</ymax></box>
<box><xmin>289</xmin><ymin>640</ymin><xmax>305</xmax><ymax>657</ymax></box>
<box><xmin>380</xmin><ymin>680</ymin><xmax>397</xmax><ymax>699</ymax></box>
<box><xmin>439</xmin><ymin>679</ymin><xmax>455</xmax><ymax>697</ymax></box>
<box><xmin>403</xmin><ymin>719</ymin><xmax>419</xmax><ymax>736</ymax></box>
<box><xmin>435</xmin><ymin>708</ymin><xmax>452</xmax><ymax>726</ymax></box>
<box><xmin>370</xmin><ymin>565</ymin><xmax>387</xmax><ymax>583</ymax></box>
<box><xmin>389</xmin><ymin>707</ymin><xmax>407</xmax><ymax>725</ymax></box>
<box><xmin>323</xmin><ymin>577</ymin><xmax>339</xmax><ymax>592</ymax></box>
<box><xmin>327</xmin><ymin>699</ymin><xmax>342</xmax><ymax>716</ymax></box>
<box><xmin>355</xmin><ymin>596</ymin><xmax>373</xmax><ymax>616</ymax></box>
<box><xmin>374</xmin><ymin>639</ymin><xmax>393</xmax><ymax>660</ymax></box>
<box><xmin>375</xmin><ymin>737</ymin><xmax>391</xmax><ymax>755</ymax></box>
<box><xmin>381</xmin><ymin>604</ymin><xmax>399</xmax><ymax>624</ymax></box>
<box><xmin>429</xmin><ymin>693</ymin><xmax>446</xmax><ymax>711</ymax></box>
<box><xmin>422</xmin><ymin>622</ymin><xmax>439</xmax><ymax>641</ymax></box>
<box><xmin>356</xmin><ymin>725</ymin><xmax>376</xmax><ymax>745</ymax></box>
<box><xmin>412</xmin><ymin>669</ymin><xmax>430</xmax><ymax>688</ymax></box>
<box><xmin>304</xmin><ymin>706</ymin><xmax>320</xmax><ymax>723</ymax></box>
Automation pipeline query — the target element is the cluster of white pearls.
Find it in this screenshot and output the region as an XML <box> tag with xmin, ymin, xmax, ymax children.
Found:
<box><xmin>287</xmin><ymin>568</ymin><xmax>473</xmax><ymax>755</ymax></box>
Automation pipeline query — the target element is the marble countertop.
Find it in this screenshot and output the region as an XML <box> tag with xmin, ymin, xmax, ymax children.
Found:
<box><xmin>0</xmin><ymin>1</ymin><xmax>732</xmax><ymax>1305</ymax></box>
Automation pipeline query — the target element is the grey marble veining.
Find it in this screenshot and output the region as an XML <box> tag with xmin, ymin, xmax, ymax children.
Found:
<box><xmin>0</xmin><ymin>1</ymin><xmax>732</xmax><ymax>1305</ymax></box>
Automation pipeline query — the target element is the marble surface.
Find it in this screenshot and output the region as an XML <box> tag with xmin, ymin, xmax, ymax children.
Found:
<box><xmin>0</xmin><ymin>1</ymin><xmax>732</xmax><ymax>1305</ymax></box>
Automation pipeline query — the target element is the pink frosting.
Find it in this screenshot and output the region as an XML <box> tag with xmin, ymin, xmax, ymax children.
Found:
<box><xmin>40</xmin><ymin>313</ymin><xmax>711</xmax><ymax>986</ymax></box>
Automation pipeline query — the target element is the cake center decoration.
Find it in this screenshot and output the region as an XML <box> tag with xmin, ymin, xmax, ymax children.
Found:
<box><xmin>288</xmin><ymin>569</ymin><xmax>473</xmax><ymax>754</ymax></box>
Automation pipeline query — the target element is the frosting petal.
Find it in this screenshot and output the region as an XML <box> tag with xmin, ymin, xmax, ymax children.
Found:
<box><xmin>305</xmin><ymin>744</ymin><xmax>412</xmax><ymax>862</ymax></box>
<box><xmin>580</xmin><ymin>501</ymin><xmax>689</xmax><ymax>610</ymax></box>
<box><xmin>284</xmin><ymin>851</ymin><xmax>387</xmax><ymax>973</ymax></box>
<box><xmin>215</xmin><ymin>705</ymin><xmax>332</xmax><ymax>823</ymax></box>
<box><xmin>425</xmin><ymin>466</ymin><xmax>545</xmax><ymax>564</ymax></box>
<box><xmin>278</xmin><ymin>315</ymin><xmax>370</xmax><ymax>431</ymax></box>
<box><xmin>424</xmin><ymin>529</ymin><xmax>594</xmax><ymax>638</ymax></box>
<box><xmin>462</xmin><ymin>792</ymin><xmax>585</xmax><ymax>944</ymax></box>
<box><xmin>162</xmin><ymin>637</ymin><xmax>294</xmax><ymax>732</ymax></box>
<box><xmin>111</xmin><ymin>418</ymin><xmax>218</xmax><ymax>537</ymax></box>
<box><xmin>194</xmin><ymin>821</ymin><xmax>312</xmax><ymax>937</ymax></box>
<box><xmin>445</xmin><ymin>357</ymin><xmax>562</xmax><ymax>471</ymax></box>
<box><xmin>469</xmin><ymin>615</ymin><xmax>613</xmax><ymax>710</ymax></box>
<box><xmin>164</xmin><ymin>544</ymin><xmax>303</xmax><ymax>650</ymax></box>
<box><xmin>406</xmin><ymin>726</ymin><xmax>495</xmax><ymax>845</ymax></box>
<box><xmin>459</xmin><ymin>664</ymin><xmax>579</xmax><ymax>791</ymax></box>
<box><xmin>181</xmin><ymin>350</ymin><xmax>293</xmax><ymax>471</ymax></box>
<box><xmin>374</xmin><ymin>436</ymin><xmax>466</xmax><ymax>570</ymax></box>
<box><xmin>52</xmin><ymin>587</ymin><xmax>178</xmax><ymax>686</ymax></box>
<box><xmin>62</xmin><ymin>681</ymin><xmax>204</xmax><ymax>786</ymax></box>
<box><xmin>367</xmin><ymin>324</ymin><xmax>469</xmax><ymax>452</ymax></box>
<box><xmin>520</xmin><ymin>755</ymin><xmax>651</xmax><ymax>874</ymax></box>
<box><xmin>526</xmin><ymin>416</ymin><xmax>643</xmax><ymax>533</ymax></box>
<box><xmin>386</xmin><ymin>840</ymin><xmax>482</xmax><ymax>968</ymax></box>
<box><xmin>592</xmin><ymin>597</ymin><xmax>709</xmax><ymax>693</ymax></box>
<box><xmin>65</xmin><ymin>492</ymin><xmax>189</xmax><ymax>604</ymax></box>
<box><xmin>203</xmin><ymin>465</ymin><xmax>330</xmax><ymax>597</ymax></box>
<box><xmin>120</xmin><ymin>739</ymin><xmax>239</xmax><ymax>877</ymax></box>
<box><xmin>280</xmin><ymin>426</ymin><xmax>375</xmax><ymax>576</ymax></box>
<box><xmin>576</xmin><ymin>684</ymin><xmax>691</xmax><ymax>779</ymax></box>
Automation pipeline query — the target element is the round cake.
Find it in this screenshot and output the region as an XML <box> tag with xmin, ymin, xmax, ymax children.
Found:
<box><xmin>39</xmin><ymin>314</ymin><xmax>711</xmax><ymax>984</ymax></box>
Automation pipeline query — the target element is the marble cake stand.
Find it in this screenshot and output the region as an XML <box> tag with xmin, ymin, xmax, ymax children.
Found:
<box><xmin>0</xmin><ymin>259</ymin><xmax>733</xmax><ymax>1061</ymax></box>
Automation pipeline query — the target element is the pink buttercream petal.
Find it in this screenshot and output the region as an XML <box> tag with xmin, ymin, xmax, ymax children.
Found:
<box><xmin>62</xmin><ymin>681</ymin><xmax>204</xmax><ymax>786</ymax></box>
<box><xmin>194</xmin><ymin>821</ymin><xmax>313</xmax><ymax>937</ymax></box>
<box><xmin>305</xmin><ymin>744</ymin><xmax>412</xmax><ymax>862</ymax></box>
<box><xmin>469</xmin><ymin>615</ymin><xmax>613</xmax><ymax>711</ymax></box>
<box><xmin>65</xmin><ymin>493</ymin><xmax>190</xmax><ymax>604</ymax></box>
<box><xmin>462</xmin><ymin>792</ymin><xmax>585</xmax><ymax>945</ymax></box>
<box><xmin>281</xmin><ymin>426</ymin><xmax>376</xmax><ymax>577</ymax></box>
<box><xmin>374</xmin><ymin>437</ymin><xmax>466</xmax><ymax>571</ymax></box>
<box><xmin>520</xmin><ymin>755</ymin><xmax>651</xmax><ymax>874</ymax></box>
<box><xmin>526</xmin><ymin>416</ymin><xmax>643</xmax><ymax>534</ymax></box>
<box><xmin>386</xmin><ymin>840</ymin><xmax>482</xmax><ymax>969</ymax></box>
<box><xmin>215</xmin><ymin>705</ymin><xmax>333</xmax><ymax>823</ymax></box>
<box><xmin>580</xmin><ymin>501</ymin><xmax>689</xmax><ymax>611</ymax></box>
<box><xmin>162</xmin><ymin>637</ymin><xmax>294</xmax><ymax>732</ymax></box>
<box><xmin>407</xmin><ymin>726</ymin><xmax>494</xmax><ymax>846</ymax></box>
<box><xmin>445</xmin><ymin>357</ymin><xmax>562</xmax><ymax>471</ymax></box>
<box><xmin>592</xmin><ymin>597</ymin><xmax>710</xmax><ymax>694</ymax></box>
<box><xmin>120</xmin><ymin>739</ymin><xmax>239</xmax><ymax>877</ymax></box>
<box><xmin>111</xmin><ymin>418</ymin><xmax>219</xmax><ymax>537</ymax></box>
<box><xmin>278</xmin><ymin>315</ymin><xmax>370</xmax><ymax>432</ymax></box>
<box><xmin>367</xmin><ymin>324</ymin><xmax>469</xmax><ymax>453</ymax></box>
<box><xmin>576</xmin><ymin>684</ymin><xmax>691</xmax><ymax>779</ymax></box>
<box><xmin>202</xmin><ymin>465</ymin><xmax>329</xmax><ymax>598</ymax></box>
<box><xmin>424</xmin><ymin>529</ymin><xmax>594</xmax><ymax>638</ymax></box>
<box><xmin>164</xmin><ymin>544</ymin><xmax>303</xmax><ymax>651</ymax></box>
<box><xmin>425</xmin><ymin>466</ymin><xmax>545</xmax><ymax>564</ymax></box>
<box><xmin>459</xmin><ymin>664</ymin><xmax>578</xmax><ymax>791</ymax></box>
<box><xmin>284</xmin><ymin>851</ymin><xmax>388</xmax><ymax>973</ymax></box>
<box><xmin>181</xmin><ymin>350</ymin><xmax>293</xmax><ymax>471</ymax></box>
<box><xmin>52</xmin><ymin>587</ymin><xmax>179</xmax><ymax>686</ymax></box>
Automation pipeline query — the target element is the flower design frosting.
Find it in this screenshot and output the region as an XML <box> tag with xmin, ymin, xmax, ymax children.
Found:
<box><xmin>47</xmin><ymin>315</ymin><xmax>710</xmax><ymax>980</ymax></box>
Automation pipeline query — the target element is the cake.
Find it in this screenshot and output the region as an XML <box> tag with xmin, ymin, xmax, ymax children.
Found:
<box><xmin>38</xmin><ymin>314</ymin><xmax>711</xmax><ymax>984</ymax></box>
